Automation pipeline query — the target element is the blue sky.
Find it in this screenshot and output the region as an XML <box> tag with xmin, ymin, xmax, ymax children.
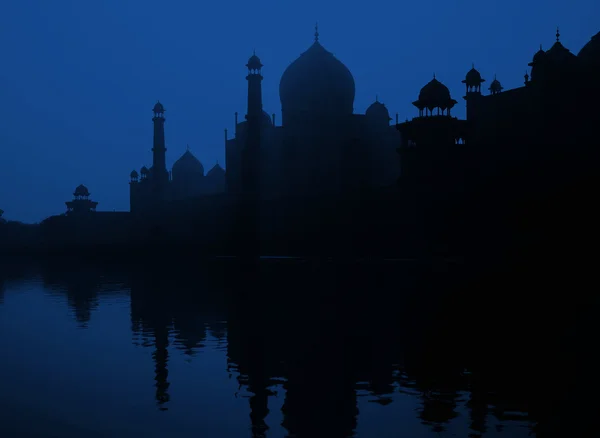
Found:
<box><xmin>0</xmin><ymin>0</ymin><xmax>597</xmax><ymax>222</ymax></box>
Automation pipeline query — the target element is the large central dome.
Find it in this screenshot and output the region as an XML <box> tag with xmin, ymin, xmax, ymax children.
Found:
<box><xmin>279</xmin><ymin>31</ymin><xmax>355</xmax><ymax>123</ymax></box>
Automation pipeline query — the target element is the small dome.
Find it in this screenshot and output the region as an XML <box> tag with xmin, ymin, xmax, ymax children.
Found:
<box><xmin>140</xmin><ymin>166</ymin><xmax>149</xmax><ymax>175</ymax></box>
<box><xmin>365</xmin><ymin>99</ymin><xmax>392</xmax><ymax>121</ymax></box>
<box><xmin>130</xmin><ymin>170</ymin><xmax>139</xmax><ymax>178</ymax></box>
<box><xmin>153</xmin><ymin>101</ymin><xmax>165</xmax><ymax>113</ymax></box>
<box><xmin>173</xmin><ymin>149</ymin><xmax>204</xmax><ymax>176</ymax></box>
<box><xmin>578</xmin><ymin>31</ymin><xmax>600</xmax><ymax>71</ymax></box>
<box><xmin>464</xmin><ymin>66</ymin><xmax>484</xmax><ymax>85</ymax></box>
<box><xmin>207</xmin><ymin>163</ymin><xmax>225</xmax><ymax>178</ymax></box>
<box><xmin>419</xmin><ymin>78</ymin><xmax>451</xmax><ymax>102</ymax></box>
<box><xmin>489</xmin><ymin>76</ymin><xmax>503</xmax><ymax>93</ymax></box>
<box><xmin>74</xmin><ymin>184</ymin><xmax>89</xmax><ymax>197</ymax></box>
<box><xmin>247</xmin><ymin>52</ymin><xmax>263</xmax><ymax>70</ymax></box>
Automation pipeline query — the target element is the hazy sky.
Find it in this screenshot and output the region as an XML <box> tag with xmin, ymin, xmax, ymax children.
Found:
<box><xmin>0</xmin><ymin>0</ymin><xmax>597</xmax><ymax>222</ymax></box>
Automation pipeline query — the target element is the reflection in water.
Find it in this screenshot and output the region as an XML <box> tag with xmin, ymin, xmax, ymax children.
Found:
<box><xmin>1</xmin><ymin>258</ymin><xmax>584</xmax><ymax>437</ymax></box>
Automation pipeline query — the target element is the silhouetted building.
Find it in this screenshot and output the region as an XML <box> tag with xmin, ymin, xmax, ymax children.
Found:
<box><xmin>129</xmin><ymin>102</ymin><xmax>226</xmax><ymax>213</ymax></box>
<box><xmin>226</xmin><ymin>25</ymin><xmax>401</xmax><ymax>199</ymax></box>
<box><xmin>65</xmin><ymin>184</ymin><xmax>98</xmax><ymax>215</ymax></box>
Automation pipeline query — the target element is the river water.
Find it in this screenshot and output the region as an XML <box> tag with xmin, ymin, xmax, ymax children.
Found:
<box><xmin>0</xmin><ymin>258</ymin><xmax>552</xmax><ymax>437</ymax></box>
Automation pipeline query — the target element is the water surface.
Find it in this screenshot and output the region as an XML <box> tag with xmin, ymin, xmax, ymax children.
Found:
<box><xmin>0</xmin><ymin>260</ymin><xmax>540</xmax><ymax>437</ymax></box>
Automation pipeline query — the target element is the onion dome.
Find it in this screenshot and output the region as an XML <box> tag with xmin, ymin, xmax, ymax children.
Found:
<box><xmin>153</xmin><ymin>101</ymin><xmax>165</xmax><ymax>113</ymax></box>
<box><xmin>577</xmin><ymin>30</ymin><xmax>600</xmax><ymax>72</ymax></box>
<box><xmin>74</xmin><ymin>184</ymin><xmax>90</xmax><ymax>197</ymax></box>
<box><xmin>365</xmin><ymin>96</ymin><xmax>392</xmax><ymax>122</ymax></box>
<box><xmin>463</xmin><ymin>64</ymin><xmax>485</xmax><ymax>86</ymax></box>
<box><xmin>207</xmin><ymin>162</ymin><xmax>225</xmax><ymax>178</ymax></box>
<box><xmin>279</xmin><ymin>25</ymin><xmax>355</xmax><ymax>120</ymax></box>
<box><xmin>140</xmin><ymin>166</ymin><xmax>149</xmax><ymax>175</ymax></box>
<box><xmin>246</xmin><ymin>51</ymin><xmax>263</xmax><ymax>70</ymax></box>
<box><xmin>414</xmin><ymin>76</ymin><xmax>457</xmax><ymax>111</ymax></box>
<box><xmin>172</xmin><ymin>148</ymin><xmax>204</xmax><ymax>177</ymax></box>
<box><xmin>489</xmin><ymin>75</ymin><xmax>503</xmax><ymax>94</ymax></box>
<box><xmin>130</xmin><ymin>170</ymin><xmax>139</xmax><ymax>179</ymax></box>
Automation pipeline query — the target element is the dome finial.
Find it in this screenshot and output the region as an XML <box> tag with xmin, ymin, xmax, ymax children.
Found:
<box><xmin>433</xmin><ymin>72</ymin><xmax>436</xmax><ymax>79</ymax></box>
<box><xmin>472</xmin><ymin>62</ymin><xmax>475</xmax><ymax>69</ymax></box>
<box><xmin>186</xmin><ymin>144</ymin><xmax>190</xmax><ymax>151</ymax></box>
<box><xmin>556</xmin><ymin>26</ymin><xmax>560</xmax><ymax>42</ymax></box>
<box><xmin>375</xmin><ymin>94</ymin><xmax>379</xmax><ymax>102</ymax></box>
<box><xmin>314</xmin><ymin>22</ymin><xmax>319</xmax><ymax>42</ymax></box>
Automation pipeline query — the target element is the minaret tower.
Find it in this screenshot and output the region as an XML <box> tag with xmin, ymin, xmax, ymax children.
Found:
<box><xmin>462</xmin><ymin>64</ymin><xmax>485</xmax><ymax>122</ymax></box>
<box><xmin>246</xmin><ymin>50</ymin><xmax>263</xmax><ymax>122</ymax></box>
<box><xmin>242</xmin><ymin>52</ymin><xmax>263</xmax><ymax>195</ymax></box>
<box><xmin>152</xmin><ymin>101</ymin><xmax>169</xmax><ymax>188</ymax></box>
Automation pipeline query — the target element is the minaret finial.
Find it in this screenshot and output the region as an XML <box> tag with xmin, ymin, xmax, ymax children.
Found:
<box><xmin>556</xmin><ymin>26</ymin><xmax>560</xmax><ymax>42</ymax></box>
<box><xmin>314</xmin><ymin>22</ymin><xmax>319</xmax><ymax>42</ymax></box>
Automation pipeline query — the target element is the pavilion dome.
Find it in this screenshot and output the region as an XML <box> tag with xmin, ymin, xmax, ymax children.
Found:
<box><xmin>74</xmin><ymin>184</ymin><xmax>89</xmax><ymax>197</ymax></box>
<box><xmin>464</xmin><ymin>66</ymin><xmax>484</xmax><ymax>86</ymax></box>
<box><xmin>247</xmin><ymin>52</ymin><xmax>263</xmax><ymax>71</ymax></box>
<box><xmin>153</xmin><ymin>101</ymin><xmax>165</xmax><ymax>113</ymax></box>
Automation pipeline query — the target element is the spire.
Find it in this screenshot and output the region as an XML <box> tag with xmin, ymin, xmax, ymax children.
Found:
<box><xmin>556</xmin><ymin>26</ymin><xmax>560</xmax><ymax>42</ymax></box>
<box><xmin>314</xmin><ymin>22</ymin><xmax>319</xmax><ymax>42</ymax></box>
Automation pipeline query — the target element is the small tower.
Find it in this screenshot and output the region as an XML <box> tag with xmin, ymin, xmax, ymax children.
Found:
<box><xmin>462</xmin><ymin>64</ymin><xmax>486</xmax><ymax>95</ymax></box>
<box><xmin>463</xmin><ymin>65</ymin><xmax>485</xmax><ymax>122</ymax></box>
<box><xmin>246</xmin><ymin>51</ymin><xmax>264</xmax><ymax>121</ymax></box>
<box><xmin>65</xmin><ymin>185</ymin><xmax>98</xmax><ymax>215</ymax></box>
<box><xmin>152</xmin><ymin>101</ymin><xmax>169</xmax><ymax>187</ymax></box>
<box><xmin>243</xmin><ymin>51</ymin><xmax>264</xmax><ymax>196</ymax></box>
<box><xmin>488</xmin><ymin>75</ymin><xmax>504</xmax><ymax>95</ymax></box>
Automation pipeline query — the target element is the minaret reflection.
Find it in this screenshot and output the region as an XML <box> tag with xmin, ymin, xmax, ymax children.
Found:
<box><xmin>226</xmin><ymin>265</ymin><xmax>276</xmax><ymax>438</ymax></box>
<box><xmin>129</xmin><ymin>262</ymin><xmax>228</xmax><ymax>410</ymax></box>
<box><xmin>130</xmin><ymin>269</ymin><xmax>172</xmax><ymax>410</ymax></box>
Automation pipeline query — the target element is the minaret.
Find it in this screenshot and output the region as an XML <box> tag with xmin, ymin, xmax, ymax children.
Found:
<box><xmin>246</xmin><ymin>50</ymin><xmax>263</xmax><ymax>121</ymax></box>
<box><xmin>152</xmin><ymin>101</ymin><xmax>169</xmax><ymax>187</ymax></box>
<box><xmin>238</xmin><ymin>52</ymin><xmax>264</xmax><ymax>260</ymax></box>
<box><xmin>242</xmin><ymin>51</ymin><xmax>263</xmax><ymax>195</ymax></box>
<box><xmin>462</xmin><ymin>64</ymin><xmax>485</xmax><ymax>122</ymax></box>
